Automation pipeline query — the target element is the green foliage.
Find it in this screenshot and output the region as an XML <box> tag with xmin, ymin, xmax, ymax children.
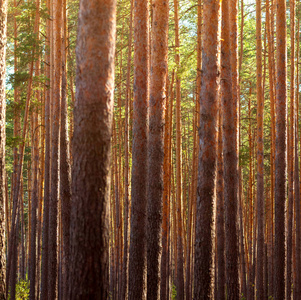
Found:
<box><xmin>171</xmin><ymin>283</ymin><xmax>177</xmax><ymax>300</ymax></box>
<box><xmin>8</xmin><ymin>279</ymin><xmax>29</xmax><ymax>300</ymax></box>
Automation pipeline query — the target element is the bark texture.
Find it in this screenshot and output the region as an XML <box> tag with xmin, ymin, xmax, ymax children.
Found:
<box><xmin>221</xmin><ymin>0</ymin><xmax>240</xmax><ymax>298</ymax></box>
<box><xmin>256</xmin><ymin>0</ymin><xmax>264</xmax><ymax>298</ymax></box>
<box><xmin>69</xmin><ymin>0</ymin><xmax>116</xmax><ymax>298</ymax></box>
<box><xmin>147</xmin><ymin>0</ymin><xmax>169</xmax><ymax>299</ymax></box>
<box><xmin>193</xmin><ymin>0</ymin><xmax>220</xmax><ymax>298</ymax></box>
<box><xmin>128</xmin><ymin>0</ymin><xmax>149</xmax><ymax>298</ymax></box>
<box><xmin>274</xmin><ymin>0</ymin><xmax>287</xmax><ymax>299</ymax></box>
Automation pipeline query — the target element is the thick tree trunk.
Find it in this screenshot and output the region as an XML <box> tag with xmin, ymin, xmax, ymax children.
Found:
<box><xmin>128</xmin><ymin>0</ymin><xmax>149</xmax><ymax>298</ymax></box>
<box><xmin>193</xmin><ymin>0</ymin><xmax>220</xmax><ymax>298</ymax></box>
<box><xmin>147</xmin><ymin>0</ymin><xmax>169</xmax><ymax>298</ymax></box>
<box><xmin>69</xmin><ymin>0</ymin><xmax>116</xmax><ymax>298</ymax></box>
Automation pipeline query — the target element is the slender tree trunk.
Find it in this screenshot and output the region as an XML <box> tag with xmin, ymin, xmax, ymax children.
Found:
<box><xmin>147</xmin><ymin>0</ymin><xmax>169</xmax><ymax>298</ymax></box>
<box><xmin>128</xmin><ymin>0</ymin><xmax>149</xmax><ymax>298</ymax></box>
<box><xmin>216</xmin><ymin>110</ymin><xmax>225</xmax><ymax>300</ymax></box>
<box><xmin>162</xmin><ymin>72</ymin><xmax>174</xmax><ymax>300</ymax></box>
<box><xmin>286</xmin><ymin>1</ymin><xmax>295</xmax><ymax>298</ymax></box>
<box><xmin>69</xmin><ymin>0</ymin><xmax>116</xmax><ymax>298</ymax></box>
<box><xmin>40</xmin><ymin>0</ymin><xmax>51</xmax><ymax>297</ymax></box>
<box><xmin>29</xmin><ymin>112</ymin><xmax>39</xmax><ymax>300</ymax></box>
<box><xmin>60</xmin><ymin>1</ymin><xmax>71</xmax><ymax>298</ymax></box>
<box><xmin>274</xmin><ymin>0</ymin><xmax>287</xmax><ymax>298</ymax></box>
<box><xmin>48</xmin><ymin>0</ymin><xmax>62</xmax><ymax>297</ymax></box>
<box><xmin>295</xmin><ymin>117</ymin><xmax>301</xmax><ymax>298</ymax></box>
<box><xmin>0</xmin><ymin>0</ymin><xmax>7</xmax><ymax>298</ymax></box>
<box><xmin>255</xmin><ymin>0</ymin><xmax>264</xmax><ymax>298</ymax></box>
<box><xmin>221</xmin><ymin>0</ymin><xmax>239</xmax><ymax>298</ymax></box>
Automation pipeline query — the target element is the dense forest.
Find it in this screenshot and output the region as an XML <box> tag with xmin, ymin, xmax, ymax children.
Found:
<box><xmin>0</xmin><ymin>0</ymin><xmax>300</xmax><ymax>299</ymax></box>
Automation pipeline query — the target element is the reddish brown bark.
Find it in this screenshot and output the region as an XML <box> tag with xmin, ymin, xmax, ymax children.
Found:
<box><xmin>40</xmin><ymin>0</ymin><xmax>51</xmax><ymax>297</ymax></box>
<box><xmin>193</xmin><ymin>0</ymin><xmax>220</xmax><ymax>298</ymax></box>
<box><xmin>286</xmin><ymin>1</ymin><xmax>295</xmax><ymax>298</ymax></box>
<box><xmin>128</xmin><ymin>0</ymin><xmax>149</xmax><ymax>298</ymax></box>
<box><xmin>221</xmin><ymin>0</ymin><xmax>239</xmax><ymax>298</ymax></box>
<box><xmin>216</xmin><ymin>110</ymin><xmax>225</xmax><ymax>300</ymax></box>
<box><xmin>69</xmin><ymin>0</ymin><xmax>116</xmax><ymax>298</ymax></box>
<box><xmin>60</xmin><ymin>1</ymin><xmax>71</xmax><ymax>297</ymax></box>
<box><xmin>274</xmin><ymin>0</ymin><xmax>287</xmax><ymax>299</ymax></box>
<box><xmin>146</xmin><ymin>0</ymin><xmax>169</xmax><ymax>299</ymax></box>
<box><xmin>48</xmin><ymin>0</ymin><xmax>62</xmax><ymax>297</ymax></box>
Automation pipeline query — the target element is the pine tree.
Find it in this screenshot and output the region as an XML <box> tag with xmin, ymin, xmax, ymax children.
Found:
<box><xmin>69</xmin><ymin>0</ymin><xmax>116</xmax><ymax>298</ymax></box>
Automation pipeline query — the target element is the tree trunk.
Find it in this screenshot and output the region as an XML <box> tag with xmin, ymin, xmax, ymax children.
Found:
<box><xmin>48</xmin><ymin>0</ymin><xmax>62</xmax><ymax>297</ymax></box>
<box><xmin>40</xmin><ymin>0</ymin><xmax>51</xmax><ymax>297</ymax></box>
<box><xmin>221</xmin><ymin>0</ymin><xmax>239</xmax><ymax>298</ymax></box>
<box><xmin>147</xmin><ymin>0</ymin><xmax>169</xmax><ymax>298</ymax></box>
<box><xmin>256</xmin><ymin>0</ymin><xmax>264</xmax><ymax>298</ymax></box>
<box><xmin>0</xmin><ymin>0</ymin><xmax>7</xmax><ymax>298</ymax></box>
<box><xmin>193</xmin><ymin>1</ymin><xmax>220</xmax><ymax>299</ymax></box>
<box><xmin>128</xmin><ymin>0</ymin><xmax>149</xmax><ymax>298</ymax></box>
<box><xmin>286</xmin><ymin>1</ymin><xmax>295</xmax><ymax>298</ymax></box>
<box><xmin>69</xmin><ymin>0</ymin><xmax>116</xmax><ymax>298</ymax></box>
<box><xmin>274</xmin><ymin>0</ymin><xmax>287</xmax><ymax>299</ymax></box>
<box><xmin>216</xmin><ymin>110</ymin><xmax>225</xmax><ymax>300</ymax></box>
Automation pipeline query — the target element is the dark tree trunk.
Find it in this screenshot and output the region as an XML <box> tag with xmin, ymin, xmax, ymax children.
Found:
<box><xmin>221</xmin><ymin>0</ymin><xmax>240</xmax><ymax>298</ymax></box>
<box><xmin>128</xmin><ymin>0</ymin><xmax>149</xmax><ymax>298</ymax></box>
<box><xmin>60</xmin><ymin>1</ymin><xmax>71</xmax><ymax>298</ymax></box>
<box><xmin>274</xmin><ymin>0</ymin><xmax>287</xmax><ymax>299</ymax></box>
<box><xmin>69</xmin><ymin>0</ymin><xmax>116</xmax><ymax>298</ymax></box>
<box><xmin>48</xmin><ymin>0</ymin><xmax>62</xmax><ymax>297</ymax></box>
<box><xmin>40</xmin><ymin>0</ymin><xmax>51</xmax><ymax>297</ymax></box>
<box><xmin>216</xmin><ymin>111</ymin><xmax>225</xmax><ymax>300</ymax></box>
<box><xmin>147</xmin><ymin>0</ymin><xmax>169</xmax><ymax>299</ymax></box>
<box><xmin>193</xmin><ymin>0</ymin><xmax>220</xmax><ymax>298</ymax></box>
